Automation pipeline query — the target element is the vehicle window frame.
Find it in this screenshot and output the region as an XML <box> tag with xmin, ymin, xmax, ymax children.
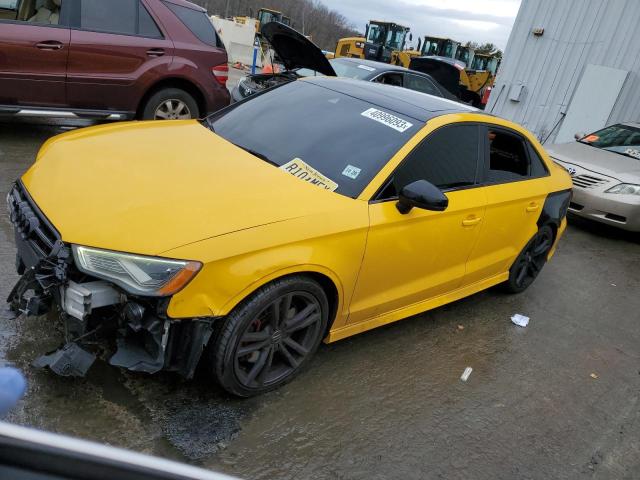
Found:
<box><xmin>372</xmin><ymin>122</ymin><xmax>484</xmax><ymax>203</ymax></box>
<box><xmin>372</xmin><ymin>71</ymin><xmax>404</xmax><ymax>87</ymax></box>
<box><xmin>67</xmin><ymin>0</ymin><xmax>165</xmax><ymax>39</ymax></box>
<box><xmin>479</xmin><ymin>124</ymin><xmax>550</xmax><ymax>186</ymax></box>
<box><xmin>0</xmin><ymin>0</ymin><xmax>71</xmax><ymax>27</ymax></box>
<box><xmin>403</xmin><ymin>72</ymin><xmax>441</xmax><ymax>97</ymax></box>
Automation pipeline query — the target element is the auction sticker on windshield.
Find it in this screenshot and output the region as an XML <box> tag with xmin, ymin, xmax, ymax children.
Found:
<box><xmin>361</xmin><ymin>108</ymin><xmax>413</xmax><ymax>133</ymax></box>
<box><xmin>280</xmin><ymin>158</ymin><xmax>338</xmax><ymax>191</ymax></box>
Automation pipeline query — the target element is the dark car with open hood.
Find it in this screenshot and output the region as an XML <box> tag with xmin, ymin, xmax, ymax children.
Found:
<box><xmin>231</xmin><ymin>22</ymin><xmax>458</xmax><ymax>103</ymax></box>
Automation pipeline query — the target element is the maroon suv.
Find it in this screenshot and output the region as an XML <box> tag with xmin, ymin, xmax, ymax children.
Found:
<box><xmin>0</xmin><ymin>0</ymin><xmax>230</xmax><ymax>120</ymax></box>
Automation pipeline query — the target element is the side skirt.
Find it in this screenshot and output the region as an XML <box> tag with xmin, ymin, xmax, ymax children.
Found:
<box><xmin>325</xmin><ymin>272</ymin><xmax>509</xmax><ymax>343</ymax></box>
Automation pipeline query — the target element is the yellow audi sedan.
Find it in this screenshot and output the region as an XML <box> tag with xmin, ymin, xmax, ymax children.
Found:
<box><xmin>7</xmin><ymin>78</ymin><xmax>571</xmax><ymax>396</ymax></box>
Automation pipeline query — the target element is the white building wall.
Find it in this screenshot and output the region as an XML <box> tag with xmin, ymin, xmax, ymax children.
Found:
<box><xmin>486</xmin><ymin>0</ymin><xmax>640</xmax><ymax>144</ymax></box>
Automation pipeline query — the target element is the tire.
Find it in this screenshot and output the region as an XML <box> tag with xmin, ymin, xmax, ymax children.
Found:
<box><xmin>141</xmin><ymin>88</ymin><xmax>199</xmax><ymax>120</ymax></box>
<box><xmin>212</xmin><ymin>276</ymin><xmax>329</xmax><ymax>397</ymax></box>
<box><xmin>503</xmin><ymin>225</ymin><xmax>555</xmax><ymax>294</ymax></box>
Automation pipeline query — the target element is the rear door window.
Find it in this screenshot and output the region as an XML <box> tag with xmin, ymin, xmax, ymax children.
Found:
<box><xmin>77</xmin><ymin>0</ymin><xmax>161</xmax><ymax>37</ymax></box>
<box><xmin>163</xmin><ymin>1</ymin><xmax>219</xmax><ymax>47</ymax></box>
<box><xmin>483</xmin><ymin>127</ymin><xmax>548</xmax><ymax>183</ymax></box>
<box><xmin>80</xmin><ymin>0</ymin><xmax>137</xmax><ymax>35</ymax></box>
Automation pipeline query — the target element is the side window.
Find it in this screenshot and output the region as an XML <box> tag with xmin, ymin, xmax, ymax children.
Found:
<box><xmin>79</xmin><ymin>0</ymin><xmax>162</xmax><ymax>37</ymax></box>
<box><xmin>163</xmin><ymin>1</ymin><xmax>220</xmax><ymax>47</ymax></box>
<box><xmin>527</xmin><ymin>142</ymin><xmax>550</xmax><ymax>177</ymax></box>
<box><xmin>2</xmin><ymin>0</ymin><xmax>62</xmax><ymax>24</ymax></box>
<box><xmin>404</xmin><ymin>74</ymin><xmax>439</xmax><ymax>96</ymax></box>
<box><xmin>138</xmin><ymin>1</ymin><xmax>162</xmax><ymax>38</ymax></box>
<box><xmin>80</xmin><ymin>0</ymin><xmax>136</xmax><ymax>34</ymax></box>
<box><xmin>0</xmin><ymin>0</ymin><xmax>18</xmax><ymax>21</ymax></box>
<box><xmin>375</xmin><ymin>73</ymin><xmax>403</xmax><ymax>87</ymax></box>
<box><xmin>379</xmin><ymin>124</ymin><xmax>480</xmax><ymax>199</ymax></box>
<box><xmin>485</xmin><ymin>128</ymin><xmax>545</xmax><ymax>183</ymax></box>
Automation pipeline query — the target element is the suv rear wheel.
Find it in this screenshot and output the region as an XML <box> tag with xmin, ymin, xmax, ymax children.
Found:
<box><xmin>141</xmin><ymin>88</ymin><xmax>200</xmax><ymax>120</ymax></box>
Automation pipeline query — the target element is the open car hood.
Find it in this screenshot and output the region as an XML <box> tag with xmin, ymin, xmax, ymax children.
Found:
<box><xmin>261</xmin><ymin>22</ymin><xmax>336</xmax><ymax>77</ymax></box>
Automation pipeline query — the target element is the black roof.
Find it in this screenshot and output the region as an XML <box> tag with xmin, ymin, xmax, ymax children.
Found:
<box><xmin>302</xmin><ymin>76</ymin><xmax>478</xmax><ymax>123</ymax></box>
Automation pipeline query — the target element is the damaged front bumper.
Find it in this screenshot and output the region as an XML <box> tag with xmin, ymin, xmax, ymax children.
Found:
<box><xmin>6</xmin><ymin>182</ymin><xmax>215</xmax><ymax>379</ymax></box>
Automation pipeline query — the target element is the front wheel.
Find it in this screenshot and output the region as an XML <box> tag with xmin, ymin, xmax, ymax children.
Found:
<box><xmin>503</xmin><ymin>225</ymin><xmax>554</xmax><ymax>293</ymax></box>
<box><xmin>212</xmin><ymin>276</ymin><xmax>329</xmax><ymax>397</ymax></box>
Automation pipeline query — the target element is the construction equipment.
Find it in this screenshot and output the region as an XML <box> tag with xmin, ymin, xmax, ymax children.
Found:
<box><xmin>334</xmin><ymin>37</ymin><xmax>366</xmax><ymax>59</ymax></box>
<box><xmin>362</xmin><ymin>21</ymin><xmax>412</xmax><ymax>64</ymax></box>
<box><xmin>417</xmin><ymin>36</ymin><xmax>460</xmax><ymax>59</ymax></box>
<box><xmin>255</xmin><ymin>8</ymin><xmax>291</xmax><ymax>33</ymax></box>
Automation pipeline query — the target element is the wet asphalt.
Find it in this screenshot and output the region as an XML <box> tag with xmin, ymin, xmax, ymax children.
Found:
<box><xmin>0</xmin><ymin>116</ymin><xmax>639</xmax><ymax>480</ymax></box>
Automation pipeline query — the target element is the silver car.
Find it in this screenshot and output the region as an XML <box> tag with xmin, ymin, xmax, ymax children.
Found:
<box><xmin>547</xmin><ymin>123</ymin><xmax>640</xmax><ymax>231</ymax></box>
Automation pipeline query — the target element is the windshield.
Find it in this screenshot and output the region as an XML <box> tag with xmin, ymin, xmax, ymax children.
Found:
<box><xmin>421</xmin><ymin>39</ymin><xmax>440</xmax><ymax>56</ymax></box>
<box><xmin>471</xmin><ymin>56</ymin><xmax>489</xmax><ymax>70</ymax></box>
<box><xmin>366</xmin><ymin>24</ymin><xmax>386</xmax><ymax>45</ymax></box>
<box><xmin>579</xmin><ymin>124</ymin><xmax>640</xmax><ymax>160</ymax></box>
<box><xmin>442</xmin><ymin>41</ymin><xmax>458</xmax><ymax>58</ymax></box>
<box><xmin>258</xmin><ymin>10</ymin><xmax>280</xmax><ymax>24</ymax></box>
<box><xmin>386</xmin><ymin>27</ymin><xmax>407</xmax><ymax>51</ymax></box>
<box><xmin>207</xmin><ymin>81</ymin><xmax>422</xmax><ymax>198</ymax></box>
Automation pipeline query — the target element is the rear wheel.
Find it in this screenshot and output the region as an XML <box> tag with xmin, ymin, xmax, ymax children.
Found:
<box><xmin>212</xmin><ymin>276</ymin><xmax>329</xmax><ymax>397</ymax></box>
<box><xmin>141</xmin><ymin>88</ymin><xmax>199</xmax><ymax>120</ymax></box>
<box><xmin>504</xmin><ymin>225</ymin><xmax>554</xmax><ymax>293</ymax></box>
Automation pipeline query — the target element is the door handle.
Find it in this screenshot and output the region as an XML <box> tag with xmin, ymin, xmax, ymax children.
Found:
<box><xmin>36</xmin><ymin>41</ymin><xmax>63</xmax><ymax>50</ymax></box>
<box><xmin>526</xmin><ymin>202</ymin><xmax>540</xmax><ymax>213</ymax></box>
<box><xmin>146</xmin><ymin>48</ymin><xmax>165</xmax><ymax>57</ymax></box>
<box><xmin>462</xmin><ymin>216</ymin><xmax>482</xmax><ymax>227</ymax></box>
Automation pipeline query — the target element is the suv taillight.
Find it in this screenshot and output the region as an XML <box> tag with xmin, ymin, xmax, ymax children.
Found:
<box><xmin>212</xmin><ymin>64</ymin><xmax>228</xmax><ymax>87</ymax></box>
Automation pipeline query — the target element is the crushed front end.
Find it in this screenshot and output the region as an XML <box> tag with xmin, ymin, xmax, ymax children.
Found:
<box><xmin>6</xmin><ymin>182</ymin><xmax>214</xmax><ymax>378</ymax></box>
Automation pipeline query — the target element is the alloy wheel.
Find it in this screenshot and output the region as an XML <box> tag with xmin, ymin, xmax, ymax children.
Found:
<box><xmin>513</xmin><ymin>228</ymin><xmax>554</xmax><ymax>289</ymax></box>
<box><xmin>154</xmin><ymin>99</ymin><xmax>192</xmax><ymax>120</ymax></box>
<box><xmin>233</xmin><ymin>292</ymin><xmax>323</xmax><ymax>389</ymax></box>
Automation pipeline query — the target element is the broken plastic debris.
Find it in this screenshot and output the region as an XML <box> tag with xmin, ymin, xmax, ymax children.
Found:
<box><xmin>511</xmin><ymin>313</ymin><xmax>529</xmax><ymax>327</ymax></box>
<box><xmin>32</xmin><ymin>343</ymin><xmax>95</xmax><ymax>377</ymax></box>
<box><xmin>590</xmin><ymin>373</ymin><xmax>599</xmax><ymax>379</ymax></box>
<box><xmin>460</xmin><ymin>367</ymin><xmax>473</xmax><ymax>382</ymax></box>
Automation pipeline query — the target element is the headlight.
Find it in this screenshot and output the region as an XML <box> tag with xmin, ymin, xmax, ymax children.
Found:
<box><xmin>72</xmin><ymin>245</ymin><xmax>201</xmax><ymax>297</ymax></box>
<box><xmin>605</xmin><ymin>183</ymin><xmax>640</xmax><ymax>195</ymax></box>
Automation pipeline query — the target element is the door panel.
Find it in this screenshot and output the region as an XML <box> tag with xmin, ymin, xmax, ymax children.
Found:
<box><xmin>0</xmin><ymin>24</ymin><xmax>70</xmax><ymax>106</ymax></box>
<box><xmin>348</xmin><ymin>189</ymin><xmax>487</xmax><ymax>324</ymax></box>
<box><xmin>463</xmin><ymin>126</ymin><xmax>551</xmax><ymax>285</ymax></box>
<box><xmin>67</xmin><ymin>29</ymin><xmax>173</xmax><ymax>111</ymax></box>
<box><xmin>463</xmin><ymin>179</ymin><xmax>548</xmax><ymax>286</ymax></box>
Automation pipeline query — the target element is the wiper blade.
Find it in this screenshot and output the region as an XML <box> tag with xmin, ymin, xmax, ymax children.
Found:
<box><xmin>234</xmin><ymin>145</ymin><xmax>279</xmax><ymax>167</ymax></box>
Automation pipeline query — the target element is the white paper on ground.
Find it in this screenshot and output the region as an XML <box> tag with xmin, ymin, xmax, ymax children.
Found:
<box><xmin>460</xmin><ymin>367</ymin><xmax>473</xmax><ymax>382</ymax></box>
<box><xmin>511</xmin><ymin>313</ymin><xmax>530</xmax><ymax>327</ymax></box>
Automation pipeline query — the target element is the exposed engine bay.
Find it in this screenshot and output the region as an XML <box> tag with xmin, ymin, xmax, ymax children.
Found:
<box><xmin>237</xmin><ymin>72</ymin><xmax>299</xmax><ymax>97</ymax></box>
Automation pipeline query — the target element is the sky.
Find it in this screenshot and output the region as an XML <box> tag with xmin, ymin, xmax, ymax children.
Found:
<box><xmin>320</xmin><ymin>0</ymin><xmax>522</xmax><ymax>50</ymax></box>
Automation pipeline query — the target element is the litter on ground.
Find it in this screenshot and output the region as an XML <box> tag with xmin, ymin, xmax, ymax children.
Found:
<box><xmin>511</xmin><ymin>313</ymin><xmax>530</xmax><ymax>327</ymax></box>
<box><xmin>460</xmin><ymin>367</ymin><xmax>473</xmax><ymax>382</ymax></box>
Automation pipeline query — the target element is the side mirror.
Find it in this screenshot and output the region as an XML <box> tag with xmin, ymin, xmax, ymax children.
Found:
<box><xmin>396</xmin><ymin>180</ymin><xmax>448</xmax><ymax>214</ymax></box>
<box><xmin>574</xmin><ymin>132</ymin><xmax>585</xmax><ymax>141</ymax></box>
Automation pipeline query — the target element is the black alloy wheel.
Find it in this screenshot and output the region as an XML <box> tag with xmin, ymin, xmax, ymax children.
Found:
<box><xmin>213</xmin><ymin>277</ymin><xmax>329</xmax><ymax>397</ymax></box>
<box><xmin>504</xmin><ymin>225</ymin><xmax>554</xmax><ymax>293</ymax></box>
